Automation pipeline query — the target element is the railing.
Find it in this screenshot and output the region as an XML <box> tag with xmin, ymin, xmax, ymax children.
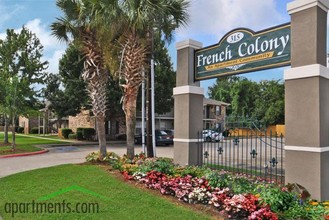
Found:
<box><xmin>198</xmin><ymin>130</ymin><xmax>285</xmax><ymax>185</ymax></box>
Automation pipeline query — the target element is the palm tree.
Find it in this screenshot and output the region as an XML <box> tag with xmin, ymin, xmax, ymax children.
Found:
<box><xmin>55</xmin><ymin>0</ymin><xmax>189</xmax><ymax>159</ymax></box>
<box><xmin>88</xmin><ymin>0</ymin><xmax>189</xmax><ymax>159</ymax></box>
<box><xmin>109</xmin><ymin>0</ymin><xmax>190</xmax><ymax>158</ymax></box>
<box><xmin>51</xmin><ymin>0</ymin><xmax>115</xmax><ymax>158</ymax></box>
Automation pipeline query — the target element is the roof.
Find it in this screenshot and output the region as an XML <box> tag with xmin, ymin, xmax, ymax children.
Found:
<box><xmin>203</xmin><ymin>98</ymin><xmax>230</xmax><ymax>106</ymax></box>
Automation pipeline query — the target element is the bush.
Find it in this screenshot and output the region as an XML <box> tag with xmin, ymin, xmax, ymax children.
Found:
<box><xmin>174</xmin><ymin>166</ymin><xmax>209</xmax><ymax>178</ymax></box>
<box><xmin>222</xmin><ymin>129</ymin><xmax>230</xmax><ymax>137</ymax></box>
<box><xmin>76</xmin><ymin>127</ymin><xmax>84</xmax><ymax>133</ymax></box>
<box><xmin>256</xmin><ymin>185</ymin><xmax>299</xmax><ymax>213</ymax></box>
<box><xmin>83</xmin><ymin>128</ymin><xmax>95</xmax><ymax>141</ymax></box>
<box><xmin>68</xmin><ymin>134</ymin><xmax>76</xmax><ymax>139</ymax></box>
<box><xmin>137</xmin><ymin>157</ymin><xmax>175</xmax><ymax>175</ymax></box>
<box><xmin>117</xmin><ymin>134</ymin><xmax>127</xmax><ymax>140</ymax></box>
<box><xmin>85</xmin><ymin>151</ymin><xmax>119</xmax><ymax>163</ymax></box>
<box><xmin>17</xmin><ymin>127</ymin><xmax>24</xmax><ymax>133</ymax></box>
<box><xmin>76</xmin><ymin>131</ymin><xmax>83</xmax><ymax>140</ymax></box>
<box><xmin>62</xmin><ymin>128</ymin><xmax>72</xmax><ymax>139</ymax></box>
<box><xmin>30</xmin><ymin>127</ymin><xmax>42</xmax><ymax>134</ymax></box>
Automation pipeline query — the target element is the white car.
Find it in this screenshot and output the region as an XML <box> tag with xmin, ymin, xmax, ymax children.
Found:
<box><xmin>202</xmin><ymin>130</ymin><xmax>223</xmax><ymax>142</ymax></box>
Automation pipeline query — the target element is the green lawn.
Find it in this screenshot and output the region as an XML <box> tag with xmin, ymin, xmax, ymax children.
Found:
<box><xmin>24</xmin><ymin>134</ymin><xmax>61</xmax><ymax>140</ymax></box>
<box><xmin>0</xmin><ymin>164</ymin><xmax>213</xmax><ymax>220</ymax></box>
<box><xmin>0</xmin><ymin>133</ymin><xmax>70</xmax><ymax>155</ymax></box>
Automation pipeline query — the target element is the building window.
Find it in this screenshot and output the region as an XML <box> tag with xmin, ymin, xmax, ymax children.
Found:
<box><xmin>206</xmin><ymin>106</ymin><xmax>210</xmax><ymax>118</ymax></box>
<box><xmin>216</xmin><ymin>106</ymin><xmax>221</xmax><ymax>116</ymax></box>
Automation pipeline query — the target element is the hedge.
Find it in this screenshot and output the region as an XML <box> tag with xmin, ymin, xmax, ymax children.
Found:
<box><xmin>62</xmin><ymin>128</ymin><xmax>72</xmax><ymax>139</ymax></box>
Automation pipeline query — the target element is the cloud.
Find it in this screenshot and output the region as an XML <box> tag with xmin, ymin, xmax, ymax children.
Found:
<box><xmin>176</xmin><ymin>0</ymin><xmax>287</xmax><ymax>44</ymax></box>
<box><xmin>44</xmin><ymin>49</ymin><xmax>66</xmax><ymax>74</ymax></box>
<box><xmin>0</xmin><ymin>1</ymin><xmax>24</xmax><ymax>29</ymax></box>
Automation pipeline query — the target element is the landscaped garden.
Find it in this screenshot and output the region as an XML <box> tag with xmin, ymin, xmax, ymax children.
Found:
<box><xmin>85</xmin><ymin>152</ymin><xmax>329</xmax><ymax>220</ymax></box>
<box><xmin>0</xmin><ymin>164</ymin><xmax>215</xmax><ymax>220</ymax></box>
<box><xmin>0</xmin><ymin>133</ymin><xmax>70</xmax><ymax>156</ymax></box>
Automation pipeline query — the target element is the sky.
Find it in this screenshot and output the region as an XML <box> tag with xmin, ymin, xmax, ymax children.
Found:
<box><xmin>0</xmin><ymin>0</ymin><xmax>322</xmax><ymax>96</ymax></box>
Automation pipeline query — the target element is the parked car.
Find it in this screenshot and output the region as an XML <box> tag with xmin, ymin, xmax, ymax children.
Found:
<box><xmin>134</xmin><ymin>130</ymin><xmax>173</xmax><ymax>146</ymax></box>
<box><xmin>155</xmin><ymin>130</ymin><xmax>173</xmax><ymax>146</ymax></box>
<box><xmin>134</xmin><ymin>133</ymin><xmax>144</xmax><ymax>145</ymax></box>
<box><xmin>202</xmin><ymin>130</ymin><xmax>223</xmax><ymax>142</ymax></box>
<box><xmin>163</xmin><ymin>129</ymin><xmax>174</xmax><ymax>138</ymax></box>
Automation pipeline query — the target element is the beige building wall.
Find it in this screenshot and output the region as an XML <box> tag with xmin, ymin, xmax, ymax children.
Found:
<box><xmin>68</xmin><ymin>110</ymin><xmax>95</xmax><ymax>133</ymax></box>
<box><xmin>18</xmin><ymin>116</ymin><xmax>39</xmax><ymax>134</ymax></box>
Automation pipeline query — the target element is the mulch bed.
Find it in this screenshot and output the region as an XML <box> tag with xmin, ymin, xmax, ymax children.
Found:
<box><xmin>0</xmin><ymin>143</ymin><xmax>27</xmax><ymax>155</ymax></box>
<box><xmin>85</xmin><ymin>163</ymin><xmax>226</xmax><ymax>220</ymax></box>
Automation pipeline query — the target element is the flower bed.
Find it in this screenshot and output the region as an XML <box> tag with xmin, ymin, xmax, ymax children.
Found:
<box><xmin>86</xmin><ymin>152</ymin><xmax>329</xmax><ymax>219</ymax></box>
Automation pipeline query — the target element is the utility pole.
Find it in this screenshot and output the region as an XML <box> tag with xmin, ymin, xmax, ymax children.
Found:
<box><xmin>146</xmin><ymin>27</ymin><xmax>157</xmax><ymax>157</ymax></box>
<box><xmin>146</xmin><ymin>64</ymin><xmax>154</xmax><ymax>157</ymax></box>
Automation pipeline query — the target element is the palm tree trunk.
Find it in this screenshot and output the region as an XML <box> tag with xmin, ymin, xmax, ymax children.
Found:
<box><xmin>125</xmin><ymin>89</ymin><xmax>138</xmax><ymax>159</ymax></box>
<box><xmin>4</xmin><ymin>116</ymin><xmax>8</xmax><ymax>144</ymax></box>
<box><xmin>96</xmin><ymin>116</ymin><xmax>107</xmax><ymax>159</ymax></box>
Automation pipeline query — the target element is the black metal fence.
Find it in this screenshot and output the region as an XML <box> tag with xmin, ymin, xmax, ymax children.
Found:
<box><xmin>198</xmin><ymin>129</ymin><xmax>285</xmax><ymax>185</ymax></box>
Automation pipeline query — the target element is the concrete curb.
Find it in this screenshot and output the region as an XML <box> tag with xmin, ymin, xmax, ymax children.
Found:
<box><xmin>0</xmin><ymin>149</ymin><xmax>49</xmax><ymax>159</ymax></box>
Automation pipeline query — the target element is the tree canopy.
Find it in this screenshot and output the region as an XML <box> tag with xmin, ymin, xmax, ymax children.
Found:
<box><xmin>0</xmin><ymin>27</ymin><xmax>48</xmax><ymax>147</ymax></box>
<box><xmin>208</xmin><ymin>76</ymin><xmax>284</xmax><ymax>126</ymax></box>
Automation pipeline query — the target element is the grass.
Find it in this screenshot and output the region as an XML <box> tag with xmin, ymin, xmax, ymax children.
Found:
<box><xmin>0</xmin><ymin>133</ymin><xmax>70</xmax><ymax>156</ymax></box>
<box><xmin>25</xmin><ymin>134</ymin><xmax>61</xmax><ymax>140</ymax></box>
<box><xmin>0</xmin><ymin>164</ymin><xmax>213</xmax><ymax>220</ymax></box>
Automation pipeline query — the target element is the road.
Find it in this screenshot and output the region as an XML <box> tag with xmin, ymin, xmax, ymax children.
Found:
<box><xmin>0</xmin><ymin>142</ymin><xmax>174</xmax><ymax>178</ymax></box>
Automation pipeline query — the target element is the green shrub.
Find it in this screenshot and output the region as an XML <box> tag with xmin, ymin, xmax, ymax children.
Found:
<box><xmin>117</xmin><ymin>134</ymin><xmax>127</xmax><ymax>140</ymax></box>
<box><xmin>85</xmin><ymin>151</ymin><xmax>119</xmax><ymax>163</ymax></box>
<box><xmin>256</xmin><ymin>184</ymin><xmax>299</xmax><ymax>213</ymax></box>
<box><xmin>76</xmin><ymin>127</ymin><xmax>84</xmax><ymax>133</ymax></box>
<box><xmin>174</xmin><ymin>166</ymin><xmax>209</xmax><ymax>178</ymax></box>
<box><xmin>68</xmin><ymin>134</ymin><xmax>76</xmax><ymax>139</ymax></box>
<box><xmin>62</xmin><ymin>128</ymin><xmax>72</xmax><ymax>139</ymax></box>
<box><xmin>137</xmin><ymin>157</ymin><xmax>175</xmax><ymax>175</ymax></box>
<box><xmin>222</xmin><ymin>129</ymin><xmax>230</xmax><ymax>137</ymax></box>
<box><xmin>30</xmin><ymin>127</ymin><xmax>41</xmax><ymax>134</ymax></box>
<box><xmin>17</xmin><ymin>127</ymin><xmax>24</xmax><ymax>133</ymax></box>
<box><xmin>76</xmin><ymin>131</ymin><xmax>83</xmax><ymax>140</ymax></box>
<box><xmin>206</xmin><ymin>172</ymin><xmax>232</xmax><ymax>188</ymax></box>
<box><xmin>230</xmin><ymin>177</ymin><xmax>254</xmax><ymax>194</ymax></box>
<box><xmin>83</xmin><ymin>128</ymin><xmax>95</xmax><ymax>141</ymax></box>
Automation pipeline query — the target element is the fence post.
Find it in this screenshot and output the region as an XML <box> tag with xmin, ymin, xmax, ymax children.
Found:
<box><xmin>285</xmin><ymin>0</ymin><xmax>329</xmax><ymax>201</ymax></box>
<box><xmin>173</xmin><ymin>39</ymin><xmax>204</xmax><ymax>166</ymax></box>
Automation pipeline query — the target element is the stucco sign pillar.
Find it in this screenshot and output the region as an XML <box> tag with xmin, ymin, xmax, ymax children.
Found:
<box><xmin>173</xmin><ymin>39</ymin><xmax>204</xmax><ymax>166</ymax></box>
<box><xmin>285</xmin><ymin>0</ymin><xmax>329</xmax><ymax>200</ymax></box>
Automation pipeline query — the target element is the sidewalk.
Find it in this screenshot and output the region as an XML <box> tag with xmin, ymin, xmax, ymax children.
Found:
<box><xmin>0</xmin><ymin>143</ymin><xmax>174</xmax><ymax>178</ymax></box>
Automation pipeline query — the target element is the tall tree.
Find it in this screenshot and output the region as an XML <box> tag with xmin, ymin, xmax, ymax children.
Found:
<box><xmin>100</xmin><ymin>0</ymin><xmax>190</xmax><ymax>158</ymax></box>
<box><xmin>209</xmin><ymin>76</ymin><xmax>285</xmax><ymax>127</ymax></box>
<box><xmin>208</xmin><ymin>76</ymin><xmax>242</xmax><ymax>115</ymax></box>
<box><xmin>153</xmin><ymin>38</ymin><xmax>176</xmax><ymax>114</ymax></box>
<box><xmin>230</xmin><ymin>78</ymin><xmax>259</xmax><ymax>117</ymax></box>
<box><xmin>253</xmin><ymin>80</ymin><xmax>285</xmax><ymax>126</ymax></box>
<box><xmin>0</xmin><ymin>27</ymin><xmax>48</xmax><ymax>148</ymax></box>
<box><xmin>44</xmin><ymin>43</ymin><xmax>123</xmax><ymax>124</ymax></box>
<box><xmin>136</xmin><ymin>37</ymin><xmax>176</xmax><ymax>114</ymax></box>
<box><xmin>51</xmin><ymin>0</ymin><xmax>115</xmax><ymax>158</ymax></box>
<box><xmin>44</xmin><ymin>43</ymin><xmax>89</xmax><ymax>121</ymax></box>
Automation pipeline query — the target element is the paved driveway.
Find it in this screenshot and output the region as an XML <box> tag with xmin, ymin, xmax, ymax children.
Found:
<box><xmin>0</xmin><ymin>143</ymin><xmax>174</xmax><ymax>178</ymax></box>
